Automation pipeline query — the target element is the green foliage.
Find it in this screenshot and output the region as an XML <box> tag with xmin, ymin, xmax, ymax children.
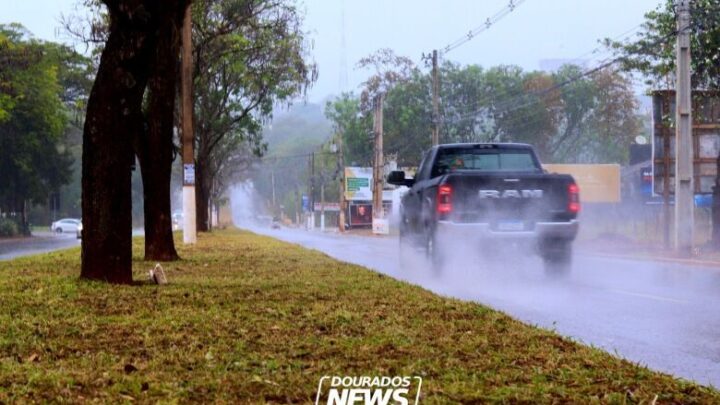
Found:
<box><xmin>0</xmin><ymin>25</ymin><xmax>83</xmax><ymax>225</ymax></box>
<box><xmin>607</xmin><ymin>0</ymin><xmax>720</xmax><ymax>89</ymax></box>
<box><xmin>0</xmin><ymin>218</ymin><xmax>19</xmax><ymax>237</ymax></box>
<box><xmin>327</xmin><ymin>61</ymin><xmax>641</xmax><ymax>167</ymax></box>
<box><xmin>325</xmin><ymin>93</ymin><xmax>373</xmax><ymax>166</ymax></box>
<box><xmin>383</xmin><ymin>72</ymin><xmax>432</xmax><ymax>165</ymax></box>
<box><xmin>192</xmin><ymin>0</ymin><xmax>317</xmax><ymax>205</ymax></box>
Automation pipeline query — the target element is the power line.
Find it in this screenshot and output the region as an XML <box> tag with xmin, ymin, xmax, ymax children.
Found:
<box><xmin>440</xmin><ymin>0</ymin><xmax>527</xmax><ymax>55</ymax></box>
<box><xmin>259</xmin><ymin>150</ymin><xmax>337</xmax><ymax>163</ymax></box>
<box><xmin>438</xmin><ymin>22</ymin><xmax>651</xmax><ymax>120</ymax></box>
<box><xmin>444</xmin><ymin>28</ymin><xmax>681</xmax><ymax>125</ymax></box>
<box><xmin>571</xmin><ymin>23</ymin><xmax>644</xmax><ymax>64</ymax></box>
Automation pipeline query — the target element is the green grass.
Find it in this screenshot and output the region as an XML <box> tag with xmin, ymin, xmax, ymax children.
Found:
<box><xmin>0</xmin><ymin>229</ymin><xmax>717</xmax><ymax>403</ymax></box>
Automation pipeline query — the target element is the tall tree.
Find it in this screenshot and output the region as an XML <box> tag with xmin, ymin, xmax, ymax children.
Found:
<box><xmin>66</xmin><ymin>0</ymin><xmax>188</xmax><ymax>261</ymax></box>
<box><xmin>0</xmin><ymin>25</ymin><xmax>78</xmax><ymax>234</ymax></box>
<box><xmin>191</xmin><ymin>0</ymin><xmax>315</xmax><ymax>232</ymax></box>
<box><xmin>383</xmin><ymin>72</ymin><xmax>432</xmax><ymax>165</ymax></box>
<box><xmin>81</xmin><ymin>1</ymin><xmax>187</xmax><ymax>283</ymax></box>
<box><xmin>325</xmin><ymin>93</ymin><xmax>373</xmax><ymax>166</ymax></box>
<box><xmin>134</xmin><ymin>1</ymin><xmax>188</xmax><ymax>261</ymax></box>
<box><xmin>606</xmin><ymin>0</ymin><xmax>720</xmax><ymax>89</ymax></box>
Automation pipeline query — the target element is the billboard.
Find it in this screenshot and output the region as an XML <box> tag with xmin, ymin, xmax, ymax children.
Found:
<box><xmin>349</xmin><ymin>203</ymin><xmax>373</xmax><ymax>226</ymax></box>
<box><xmin>345</xmin><ymin>167</ymin><xmax>373</xmax><ymax>201</ymax></box>
<box><xmin>543</xmin><ymin>164</ymin><xmax>621</xmax><ymax>203</ymax></box>
<box><xmin>345</xmin><ymin>166</ymin><xmax>413</xmax><ymax>202</ymax></box>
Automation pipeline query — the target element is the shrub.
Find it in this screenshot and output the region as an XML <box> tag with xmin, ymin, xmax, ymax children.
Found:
<box><xmin>0</xmin><ymin>218</ymin><xmax>19</xmax><ymax>237</ymax></box>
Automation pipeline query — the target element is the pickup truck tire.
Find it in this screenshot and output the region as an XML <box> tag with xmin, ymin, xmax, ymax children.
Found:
<box><xmin>541</xmin><ymin>241</ymin><xmax>572</xmax><ymax>277</ymax></box>
<box><xmin>425</xmin><ymin>230</ymin><xmax>445</xmax><ymax>274</ymax></box>
<box><xmin>398</xmin><ymin>225</ymin><xmax>412</xmax><ymax>270</ymax></box>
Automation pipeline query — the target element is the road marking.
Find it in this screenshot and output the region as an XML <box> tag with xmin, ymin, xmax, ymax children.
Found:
<box><xmin>609</xmin><ymin>289</ymin><xmax>688</xmax><ymax>304</ymax></box>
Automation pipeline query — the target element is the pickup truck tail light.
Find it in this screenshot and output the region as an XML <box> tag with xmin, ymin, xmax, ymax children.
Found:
<box><xmin>568</xmin><ymin>183</ymin><xmax>580</xmax><ymax>214</ymax></box>
<box><xmin>437</xmin><ymin>184</ymin><xmax>453</xmax><ymax>215</ymax></box>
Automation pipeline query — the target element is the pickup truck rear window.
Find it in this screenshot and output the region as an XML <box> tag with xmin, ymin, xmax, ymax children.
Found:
<box><xmin>433</xmin><ymin>148</ymin><xmax>540</xmax><ymax>176</ymax></box>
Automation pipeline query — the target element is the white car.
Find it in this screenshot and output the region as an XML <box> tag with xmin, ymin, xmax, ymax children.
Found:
<box><xmin>172</xmin><ymin>212</ymin><xmax>183</xmax><ymax>231</ymax></box>
<box><xmin>51</xmin><ymin>218</ymin><xmax>81</xmax><ymax>234</ymax></box>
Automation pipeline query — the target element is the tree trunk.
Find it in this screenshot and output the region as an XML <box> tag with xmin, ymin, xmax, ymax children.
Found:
<box><xmin>81</xmin><ymin>1</ymin><xmax>158</xmax><ymax>284</ymax></box>
<box><xmin>195</xmin><ymin>160</ymin><xmax>210</xmax><ymax>232</ymax></box>
<box><xmin>136</xmin><ymin>2</ymin><xmax>186</xmax><ymax>261</ymax></box>
<box><xmin>20</xmin><ymin>199</ymin><xmax>29</xmax><ymax>236</ymax></box>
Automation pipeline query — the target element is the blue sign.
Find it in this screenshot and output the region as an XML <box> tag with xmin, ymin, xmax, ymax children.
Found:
<box><xmin>695</xmin><ymin>194</ymin><xmax>713</xmax><ymax>208</ymax></box>
<box><xmin>302</xmin><ymin>195</ymin><xmax>310</xmax><ymax>212</ymax></box>
<box><xmin>640</xmin><ymin>167</ymin><xmax>652</xmax><ymax>197</ymax></box>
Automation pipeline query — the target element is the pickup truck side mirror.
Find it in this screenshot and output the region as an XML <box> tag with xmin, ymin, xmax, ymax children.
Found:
<box><xmin>387</xmin><ymin>170</ymin><xmax>415</xmax><ymax>187</ymax></box>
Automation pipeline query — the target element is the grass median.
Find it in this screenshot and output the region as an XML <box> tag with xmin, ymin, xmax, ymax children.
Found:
<box><xmin>0</xmin><ymin>229</ymin><xmax>717</xmax><ymax>403</ymax></box>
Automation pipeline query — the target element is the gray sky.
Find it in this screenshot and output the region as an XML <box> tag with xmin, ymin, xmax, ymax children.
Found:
<box><xmin>4</xmin><ymin>0</ymin><xmax>663</xmax><ymax>101</ymax></box>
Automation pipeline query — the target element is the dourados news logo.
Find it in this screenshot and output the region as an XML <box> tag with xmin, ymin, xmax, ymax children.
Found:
<box><xmin>315</xmin><ymin>376</ymin><xmax>422</xmax><ymax>405</ymax></box>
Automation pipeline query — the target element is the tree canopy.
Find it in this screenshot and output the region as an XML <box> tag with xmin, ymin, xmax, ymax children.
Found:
<box><xmin>191</xmin><ymin>0</ymin><xmax>317</xmax><ymax>230</ymax></box>
<box><xmin>606</xmin><ymin>0</ymin><xmax>720</xmax><ymax>89</ymax></box>
<box><xmin>325</xmin><ymin>60</ymin><xmax>641</xmax><ymax>168</ymax></box>
<box><xmin>0</xmin><ymin>24</ymin><xmax>89</xmax><ymax>233</ymax></box>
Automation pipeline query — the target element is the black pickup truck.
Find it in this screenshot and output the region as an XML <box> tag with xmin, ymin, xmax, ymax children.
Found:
<box><xmin>388</xmin><ymin>143</ymin><xmax>580</xmax><ymax>275</ymax></box>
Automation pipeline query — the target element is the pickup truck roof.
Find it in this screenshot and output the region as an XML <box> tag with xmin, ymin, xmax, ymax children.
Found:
<box><xmin>433</xmin><ymin>142</ymin><xmax>535</xmax><ymax>150</ymax></box>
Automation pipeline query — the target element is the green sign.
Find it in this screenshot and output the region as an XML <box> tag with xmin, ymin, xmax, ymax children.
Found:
<box><xmin>347</xmin><ymin>177</ymin><xmax>369</xmax><ymax>192</ymax></box>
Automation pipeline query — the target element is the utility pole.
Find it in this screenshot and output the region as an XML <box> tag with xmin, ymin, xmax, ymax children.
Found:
<box><xmin>337</xmin><ymin>132</ymin><xmax>346</xmax><ymax>233</ymax></box>
<box><xmin>295</xmin><ymin>188</ymin><xmax>300</xmax><ymax>225</ymax></box>
<box><xmin>307</xmin><ymin>152</ymin><xmax>315</xmax><ymax>230</ymax></box>
<box><xmin>431</xmin><ymin>49</ymin><xmax>440</xmax><ymax>146</ymax></box>
<box><xmin>181</xmin><ymin>3</ymin><xmax>196</xmax><ymax>244</ymax></box>
<box><xmin>674</xmin><ymin>0</ymin><xmax>693</xmax><ymax>256</ymax></box>
<box><xmin>271</xmin><ymin>170</ymin><xmax>276</xmax><ymax>211</ymax></box>
<box><xmin>320</xmin><ymin>179</ymin><xmax>326</xmax><ymax>232</ymax></box>
<box><xmin>372</xmin><ymin>94</ymin><xmax>385</xmax><ymax>224</ymax></box>
<box><xmin>311</xmin><ymin>152</ymin><xmax>315</xmax><ymax>229</ymax></box>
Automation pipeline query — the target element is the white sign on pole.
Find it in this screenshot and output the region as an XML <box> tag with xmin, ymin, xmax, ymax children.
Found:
<box><xmin>372</xmin><ymin>218</ymin><xmax>390</xmax><ymax>235</ymax></box>
<box><xmin>183</xmin><ymin>163</ymin><xmax>195</xmax><ymax>185</ymax></box>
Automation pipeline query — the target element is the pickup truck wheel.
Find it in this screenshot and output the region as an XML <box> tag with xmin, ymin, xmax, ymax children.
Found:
<box><xmin>425</xmin><ymin>232</ymin><xmax>445</xmax><ymax>274</ymax></box>
<box><xmin>399</xmin><ymin>227</ymin><xmax>411</xmax><ymax>270</ymax></box>
<box><xmin>542</xmin><ymin>243</ymin><xmax>572</xmax><ymax>277</ymax></box>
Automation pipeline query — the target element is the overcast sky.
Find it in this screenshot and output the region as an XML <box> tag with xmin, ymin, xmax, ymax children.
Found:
<box><xmin>4</xmin><ymin>0</ymin><xmax>663</xmax><ymax>102</ymax></box>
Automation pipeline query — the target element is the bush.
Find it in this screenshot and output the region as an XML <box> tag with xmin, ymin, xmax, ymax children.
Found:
<box><xmin>0</xmin><ymin>218</ymin><xmax>19</xmax><ymax>237</ymax></box>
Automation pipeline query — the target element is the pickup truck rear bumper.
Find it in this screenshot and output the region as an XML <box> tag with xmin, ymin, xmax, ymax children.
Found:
<box><xmin>436</xmin><ymin>219</ymin><xmax>579</xmax><ymax>241</ymax></box>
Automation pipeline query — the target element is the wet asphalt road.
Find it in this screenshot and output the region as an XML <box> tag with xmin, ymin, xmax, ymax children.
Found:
<box><xmin>249</xmin><ymin>225</ymin><xmax>720</xmax><ymax>388</ymax></box>
<box><xmin>0</xmin><ymin>229</ymin><xmax>146</xmax><ymax>261</ymax></box>
<box><xmin>0</xmin><ymin>231</ymin><xmax>80</xmax><ymax>261</ymax></box>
